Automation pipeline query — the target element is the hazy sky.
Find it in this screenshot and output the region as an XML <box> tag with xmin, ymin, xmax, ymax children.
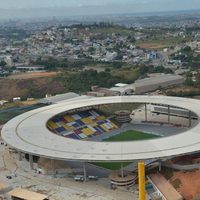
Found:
<box><xmin>0</xmin><ymin>0</ymin><xmax>200</xmax><ymax>10</ymax></box>
<box><xmin>0</xmin><ymin>0</ymin><xmax>200</xmax><ymax>20</ymax></box>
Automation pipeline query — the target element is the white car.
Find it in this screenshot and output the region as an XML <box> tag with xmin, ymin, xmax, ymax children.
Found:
<box><xmin>74</xmin><ymin>175</ymin><xmax>84</xmax><ymax>182</ymax></box>
<box><xmin>88</xmin><ymin>175</ymin><xmax>98</xmax><ymax>180</ymax></box>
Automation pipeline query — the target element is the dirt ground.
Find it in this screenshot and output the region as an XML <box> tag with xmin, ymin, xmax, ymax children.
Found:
<box><xmin>137</xmin><ymin>42</ymin><xmax>167</xmax><ymax>49</ymax></box>
<box><xmin>171</xmin><ymin>170</ymin><xmax>200</xmax><ymax>200</ymax></box>
<box><xmin>21</xmin><ymin>100</ymin><xmax>38</xmax><ymax>105</ymax></box>
<box><xmin>7</xmin><ymin>71</ymin><xmax>59</xmax><ymax>80</ymax></box>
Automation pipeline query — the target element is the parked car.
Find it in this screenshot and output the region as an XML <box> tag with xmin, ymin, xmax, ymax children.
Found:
<box><xmin>88</xmin><ymin>175</ymin><xmax>98</xmax><ymax>180</ymax></box>
<box><xmin>6</xmin><ymin>175</ymin><xmax>12</xmax><ymax>179</ymax></box>
<box><xmin>74</xmin><ymin>175</ymin><xmax>84</xmax><ymax>182</ymax></box>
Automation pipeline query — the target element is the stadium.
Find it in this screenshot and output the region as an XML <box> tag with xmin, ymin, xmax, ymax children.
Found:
<box><xmin>2</xmin><ymin>95</ymin><xmax>200</xmax><ymax>199</ymax></box>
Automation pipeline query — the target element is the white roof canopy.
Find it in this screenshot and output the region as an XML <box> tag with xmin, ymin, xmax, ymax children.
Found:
<box><xmin>2</xmin><ymin>96</ymin><xmax>200</xmax><ymax>162</ymax></box>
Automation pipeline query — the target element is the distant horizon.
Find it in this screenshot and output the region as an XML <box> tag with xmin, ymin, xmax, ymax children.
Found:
<box><xmin>0</xmin><ymin>6</ymin><xmax>200</xmax><ymax>21</ymax></box>
<box><xmin>0</xmin><ymin>0</ymin><xmax>200</xmax><ymax>20</ymax></box>
<box><xmin>1</xmin><ymin>0</ymin><xmax>200</xmax><ymax>10</ymax></box>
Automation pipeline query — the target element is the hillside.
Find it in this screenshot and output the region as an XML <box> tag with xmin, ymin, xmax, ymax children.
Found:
<box><xmin>0</xmin><ymin>69</ymin><xmax>127</xmax><ymax>100</ymax></box>
<box><xmin>0</xmin><ymin>77</ymin><xmax>65</xmax><ymax>100</ymax></box>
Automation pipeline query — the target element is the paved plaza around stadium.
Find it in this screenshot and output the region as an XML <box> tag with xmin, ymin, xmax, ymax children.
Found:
<box><xmin>0</xmin><ymin>139</ymin><xmax>139</xmax><ymax>200</ymax></box>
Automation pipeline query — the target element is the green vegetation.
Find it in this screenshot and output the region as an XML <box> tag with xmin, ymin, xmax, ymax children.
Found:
<box><xmin>32</xmin><ymin>56</ymin><xmax>129</xmax><ymax>71</ymax></box>
<box><xmin>171</xmin><ymin>46</ymin><xmax>200</xmax><ymax>70</ymax></box>
<box><xmin>171</xmin><ymin>178</ymin><xmax>181</xmax><ymax>189</ymax></box>
<box><xmin>0</xmin><ymin>77</ymin><xmax>66</xmax><ymax>100</ymax></box>
<box><xmin>111</xmin><ymin>67</ymin><xmax>140</xmax><ymax>82</ymax></box>
<box><xmin>32</xmin><ymin>56</ymin><xmax>129</xmax><ymax>70</ymax></box>
<box><xmin>136</xmin><ymin>35</ymin><xmax>191</xmax><ymax>50</ymax></box>
<box><xmin>139</xmin><ymin>65</ymin><xmax>173</xmax><ymax>76</ymax></box>
<box><xmin>0</xmin><ymin>104</ymin><xmax>44</xmax><ymax>124</ymax></box>
<box><xmin>184</xmin><ymin>72</ymin><xmax>200</xmax><ymax>87</ymax></box>
<box><xmin>166</xmin><ymin>71</ymin><xmax>200</xmax><ymax>97</ymax></box>
<box><xmin>91</xmin><ymin>26</ymin><xmax>135</xmax><ymax>38</ymax></box>
<box><xmin>161</xmin><ymin>167</ymin><xmax>174</xmax><ymax>180</ymax></box>
<box><xmin>55</xmin><ymin>65</ymin><xmax>173</xmax><ymax>94</ymax></box>
<box><xmin>166</xmin><ymin>88</ymin><xmax>200</xmax><ymax>97</ymax></box>
<box><xmin>58</xmin><ymin>69</ymin><xmax>127</xmax><ymax>93</ymax></box>
<box><xmin>0</xmin><ymin>63</ymin><xmax>174</xmax><ymax>100</ymax></box>
<box><xmin>92</xmin><ymin>130</ymin><xmax>159</xmax><ymax>170</ymax></box>
<box><xmin>104</xmin><ymin>130</ymin><xmax>159</xmax><ymax>142</ymax></box>
<box><xmin>0</xmin><ymin>61</ymin><xmax>6</xmax><ymax>67</ymax></box>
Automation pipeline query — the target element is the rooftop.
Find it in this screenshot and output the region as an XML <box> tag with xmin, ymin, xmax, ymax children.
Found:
<box><xmin>149</xmin><ymin>173</ymin><xmax>183</xmax><ymax>200</ymax></box>
<box><xmin>134</xmin><ymin>74</ymin><xmax>183</xmax><ymax>87</ymax></box>
<box><xmin>38</xmin><ymin>92</ymin><xmax>79</xmax><ymax>104</ymax></box>
<box><xmin>8</xmin><ymin>188</ymin><xmax>48</xmax><ymax>200</ymax></box>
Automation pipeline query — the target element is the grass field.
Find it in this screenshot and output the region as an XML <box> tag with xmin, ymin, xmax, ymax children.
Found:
<box><xmin>91</xmin><ymin>26</ymin><xmax>134</xmax><ymax>36</ymax></box>
<box><xmin>92</xmin><ymin>130</ymin><xmax>159</xmax><ymax>170</ymax></box>
<box><xmin>136</xmin><ymin>36</ymin><xmax>191</xmax><ymax>50</ymax></box>
<box><xmin>104</xmin><ymin>130</ymin><xmax>159</xmax><ymax>142</ymax></box>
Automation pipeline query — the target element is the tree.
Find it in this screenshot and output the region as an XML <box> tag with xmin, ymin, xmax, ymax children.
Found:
<box><xmin>88</xmin><ymin>47</ymin><xmax>95</xmax><ymax>53</ymax></box>
<box><xmin>185</xmin><ymin>77</ymin><xmax>194</xmax><ymax>86</ymax></box>
<box><xmin>194</xmin><ymin>73</ymin><xmax>200</xmax><ymax>87</ymax></box>
<box><xmin>128</xmin><ymin>35</ymin><xmax>136</xmax><ymax>43</ymax></box>
<box><xmin>182</xmin><ymin>46</ymin><xmax>192</xmax><ymax>52</ymax></box>
<box><xmin>0</xmin><ymin>60</ymin><xmax>7</xmax><ymax>67</ymax></box>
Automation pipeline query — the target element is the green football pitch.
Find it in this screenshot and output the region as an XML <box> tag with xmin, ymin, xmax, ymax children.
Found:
<box><xmin>91</xmin><ymin>130</ymin><xmax>159</xmax><ymax>170</ymax></box>
<box><xmin>104</xmin><ymin>130</ymin><xmax>159</xmax><ymax>142</ymax></box>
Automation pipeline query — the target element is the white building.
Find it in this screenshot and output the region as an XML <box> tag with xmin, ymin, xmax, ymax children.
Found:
<box><xmin>104</xmin><ymin>51</ymin><xmax>118</xmax><ymax>61</ymax></box>
<box><xmin>110</xmin><ymin>74</ymin><xmax>184</xmax><ymax>95</ymax></box>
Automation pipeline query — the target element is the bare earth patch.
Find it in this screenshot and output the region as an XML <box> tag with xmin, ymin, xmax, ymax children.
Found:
<box><xmin>7</xmin><ymin>71</ymin><xmax>59</xmax><ymax>80</ymax></box>
<box><xmin>170</xmin><ymin>170</ymin><xmax>200</xmax><ymax>200</ymax></box>
<box><xmin>137</xmin><ymin>42</ymin><xmax>167</xmax><ymax>49</ymax></box>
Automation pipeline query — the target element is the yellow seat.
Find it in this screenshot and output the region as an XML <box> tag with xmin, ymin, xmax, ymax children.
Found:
<box><xmin>97</xmin><ymin>115</ymin><xmax>106</xmax><ymax>121</ymax></box>
<box><xmin>64</xmin><ymin>115</ymin><xmax>74</xmax><ymax>122</ymax></box>
<box><xmin>48</xmin><ymin>121</ymin><xmax>58</xmax><ymax>129</ymax></box>
<box><xmin>81</xmin><ymin>118</ymin><xmax>90</xmax><ymax>124</ymax></box>
<box><xmin>111</xmin><ymin>122</ymin><xmax>118</xmax><ymax>129</ymax></box>
<box><xmin>82</xmin><ymin>128</ymin><xmax>90</xmax><ymax>136</ymax></box>
<box><xmin>100</xmin><ymin>124</ymin><xmax>109</xmax><ymax>132</ymax></box>
<box><xmin>82</xmin><ymin>128</ymin><xmax>94</xmax><ymax>135</ymax></box>
<box><xmin>87</xmin><ymin>117</ymin><xmax>94</xmax><ymax>124</ymax></box>
<box><xmin>61</xmin><ymin>122</ymin><xmax>74</xmax><ymax>131</ymax></box>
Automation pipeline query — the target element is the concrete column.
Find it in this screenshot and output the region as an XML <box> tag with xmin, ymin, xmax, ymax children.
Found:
<box><xmin>29</xmin><ymin>154</ymin><xmax>34</xmax><ymax>170</ymax></box>
<box><xmin>158</xmin><ymin>161</ymin><xmax>162</xmax><ymax>172</ymax></box>
<box><xmin>189</xmin><ymin>111</ymin><xmax>192</xmax><ymax>127</ymax></box>
<box><xmin>145</xmin><ymin>103</ymin><xmax>147</xmax><ymax>122</ymax></box>
<box><xmin>18</xmin><ymin>151</ymin><xmax>22</xmax><ymax>161</ymax></box>
<box><xmin>168</xmin><ymin>105</ymin><xmax>170</xmax><ymax>124</ymax></box>
<box><xmin>121</xmin><ymin>162</ymin><xmax>124</xmax><ymax>178</ymax></box>
<box><xmin>83</xmin><ymin>162</ymin><xmax>87</xmax><ymax>182</ymax></box>
<box><xmin>51</xmin><ymin>159</ymin><xmax>55</xmax><ymax>176</ymax></box>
